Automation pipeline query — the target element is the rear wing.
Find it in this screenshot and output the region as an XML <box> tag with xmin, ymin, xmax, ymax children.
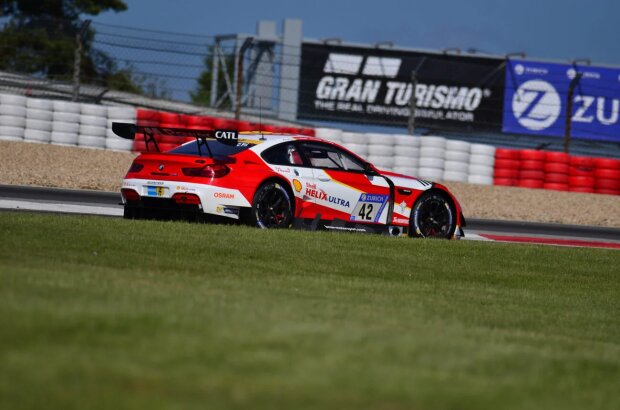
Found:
<box><xmin>112</xmin><ymin>122</ymin><xmax>239</xmax><ymax>156</ymax></box>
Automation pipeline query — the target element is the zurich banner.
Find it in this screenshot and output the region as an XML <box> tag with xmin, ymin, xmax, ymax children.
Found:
<box><xmin>503</xmin><ymin>59</ymin><xmax>620</xmax><ymax>142</ymax></box>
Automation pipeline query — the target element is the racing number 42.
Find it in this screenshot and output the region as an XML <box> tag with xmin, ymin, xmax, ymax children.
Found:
<box><xmin>358</xmin><ymin>203</ymin><xmax>374</xmax><ymax>221</ymax></box>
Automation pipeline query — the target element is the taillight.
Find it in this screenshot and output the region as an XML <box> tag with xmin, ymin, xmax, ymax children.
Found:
<box><xmin>172</xmin><ymin>193</ymin><xmax>201</xmax><ymax>205</ymax></box>
<box><xmin>122</xmin><ymin>188</ymin><xmax>140</xmax><ymax>202</ymax></box>
<box><xmin>182</xmin><ymin>164</ymin><xmax>229</xmax><ymax>178</ymax></box>
<box><xmin>128</xmin><ymin>162</ymin><xmax>144</xmax><ymax>173</ymax></box>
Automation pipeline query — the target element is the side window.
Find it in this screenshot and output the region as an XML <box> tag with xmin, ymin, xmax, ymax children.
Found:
<box><xmin>261</xmin><ymin>143</ymin><xmax>304</xmax><ymax>166</ymax></box>
<box><xmin>300</xmin><ymin>142</ymin><xmax>365</xmax><ymax>172</ymax></box>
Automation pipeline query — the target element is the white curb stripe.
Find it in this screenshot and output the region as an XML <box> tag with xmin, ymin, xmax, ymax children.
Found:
<box><xmin>0</xmin><ymin>199</ymin><xmax>123</xmax><ymax>217</ymax></box>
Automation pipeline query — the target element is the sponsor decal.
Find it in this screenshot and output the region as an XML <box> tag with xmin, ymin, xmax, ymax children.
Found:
<box><xmin>146</xmin><ymin>180</ymin><xmax>164</xmax><ymax>185</ymax></box>
<box><xmin>350</xmin><ymin>193</ymin><xmax>388</xmax><ymax>223</ymax></box>
<box><xmin>304</xmin><ymin>187</ymin><xmax>350</xmax><ymax>207</ymax></box>
<box><xmin>293</xmin><ymin>179</ymin><xmax>302</xmax><ymax>193</ymax></box>
<box><xmin>214</xmin><ymin>192</ymin><xmax>235</xmax><ymax>199</ymax></box>
<box><xmin>392</xmin><ymin>217</ymin><xmax>409</xmax><ymax>224</ymax></box>
<box><xmin>399</xmin><ymin>201</ymin><xmax>407</xmax><ymax>213</ymax></box>
<box><xmin>214</xmin><ymin>129</ymin><xmax>238</xmax><ymax>146</ymax></box>
<box><xmin>215</xmin><ymin>206</ymin><xmax>238</xmax><ymax>215</ymax></box>
<box><xmin>223</xmin><ymin>207</ymin><xmax>239</xmax><ymax>215</ymax></box>
<box><xmin>274</xmin><ymin>166</ymin><xmax>292</xmax><ymax>174</ymax></box>
<box><xmin>299</xmin><ymin>43</ymin><xmax>505</xmax><ymax>131</ymax></box>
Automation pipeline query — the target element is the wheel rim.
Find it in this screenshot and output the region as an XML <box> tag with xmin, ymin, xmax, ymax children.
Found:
<box><xmin>415</xmin><ymin>196</ymin><xmax>453</xmax><ymax>238</ymax></box>
<box><xmin>255</xmin><ymin>186</ymin><xmax>292</xmax><ymax>228</ymax></box>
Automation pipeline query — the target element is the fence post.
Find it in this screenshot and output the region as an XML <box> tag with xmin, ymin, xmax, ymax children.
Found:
<box><xmin>407</xmin><ymin>71</ymin><xmax>418</xmax><ymax>135</ymax></box>
<box><xmin>563</xmin><ymin>72</ymin><xmax>582</xmax><ymax>153</ymax></box>
<box><xmin>72</xmin><ymin>20</ymin><xmax>91</xmax><ymax>102</ymax></box>
<box><xmin>235</xmin><ymin>37</ymin><xmax>254</xmax><ymax>120</ymax></box>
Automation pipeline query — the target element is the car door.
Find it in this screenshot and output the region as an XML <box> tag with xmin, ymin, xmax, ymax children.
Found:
<box><xmin>260</xmin><ymin>141</ymin><xmax>317</xmax><ymax>219</ymax></box>
<box><xmin>298</xmin><ymin>141</ymin><xmax>392</xmax><ymax>225</ymax></box>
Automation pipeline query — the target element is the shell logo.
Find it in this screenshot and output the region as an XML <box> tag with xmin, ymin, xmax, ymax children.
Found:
<box><xmin>293</xmin><ymin>179</ymin><xmax>302</xmax><ymax>193</ymax></box>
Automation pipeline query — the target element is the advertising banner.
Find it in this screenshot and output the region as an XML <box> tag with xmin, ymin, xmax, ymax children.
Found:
<box><xmin>503</xmin><ymin>59</ymin><xmax>620</xmax><ymax>142</ymax></box>
<box><xmin>298</xmin><ymin>42</ymin><xmax>505</xmax><ymax>131</ymax></box>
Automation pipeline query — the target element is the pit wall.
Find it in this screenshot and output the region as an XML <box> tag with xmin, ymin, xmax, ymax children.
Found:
<box><xmin>0</xmin><ymin>93</ymin><xmax>617</xmax><ymax>196</ymax></box>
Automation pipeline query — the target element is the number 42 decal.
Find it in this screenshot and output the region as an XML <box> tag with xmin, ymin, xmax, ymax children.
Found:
<box><xmin>350</xmin><ymin>193</ymin><xmax>389</xmax><ymax>223</ymax></box>
<box><xmin>358</xmin><ymin>203</ymin><xmax>374</xmax><ymax>220</ymax></box>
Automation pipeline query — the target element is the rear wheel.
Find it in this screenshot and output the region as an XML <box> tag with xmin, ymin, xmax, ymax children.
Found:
<box><xmin>251</xmin><ymin>181</ymin><xmax>293</xmax><ymax>228</ymax></box>
<box><xmin>409</xmin><ymin>191</ymin><xmax>455</xmax><ymax>239</ymax></box>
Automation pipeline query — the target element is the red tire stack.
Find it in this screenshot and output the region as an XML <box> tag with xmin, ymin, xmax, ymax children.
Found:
<box><xmin>518</xmin><ymin>150</ymin><xmax>545</xmax><ymax>189</ymax></box>
<box><xmin>543</xmin><ymin>151</ymin><xmax>569</xmax><ymax>191</ymax></box>
<box><xmin>184</xmin><ymin>114</ymin><xmax>214</xmax><ymax>130</ymax></box>
<box><xmin>493</xmin><ymin>148</ymin><xmax>520</xmax><ymax>186</ymax></box>
<box><xmin>593</xmin><ymin>157</ymin><xmax>620</xmax><ymax>195</ymax></box>
<box><xmin>133</xmin><ymin>109</ymin><xmax>160</xmax><ymax>153</ymax></box>
<box><xmin>131</xmin><ymin>109</ymin><xmax>317</xmax><ymax>152</ymax></box>
<box><xmin>568</xmin><ymin>156</ymin><xmax>595</xmax><ymax>193</ymax></box>
<box><xmin>157</xmin><ymin>112</ymin><xmax>185</xmax><ymax>152</ymax></box>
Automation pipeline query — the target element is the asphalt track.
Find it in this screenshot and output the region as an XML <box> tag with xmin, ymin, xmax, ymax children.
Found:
<box><xmin>1</xmin><ymin>184</ymin><xmax>619</xmax><ymax>249</ymax></box>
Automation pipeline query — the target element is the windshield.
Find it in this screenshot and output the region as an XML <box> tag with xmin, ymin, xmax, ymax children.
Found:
<box><xmin>169</xmin><ymin>140</ymin><xmax>255</xmax><ymax>158</ymax></box>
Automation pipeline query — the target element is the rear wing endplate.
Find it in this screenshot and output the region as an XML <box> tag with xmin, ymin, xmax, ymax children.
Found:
<box><xmin>112</xmin><ymin>122</ymin><xmax>239</xmax><ymax>156</ymax></box>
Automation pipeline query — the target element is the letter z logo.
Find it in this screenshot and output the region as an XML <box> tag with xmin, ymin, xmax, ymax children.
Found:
<box><xmin>512</xmin><ymin>80</ymin><xmax>561</xmax><ymax>131</ymax></box>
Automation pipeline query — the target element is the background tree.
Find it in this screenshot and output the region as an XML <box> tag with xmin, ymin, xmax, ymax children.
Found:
<box><xmin>0</xmin><ymin>0</ymin><xmax>146</xmax><ymax>93</ymax></box>
<box><xmin>191</xmin><ymin>49</ymin><xmax>234</xmax><ymax>108</ymax></box>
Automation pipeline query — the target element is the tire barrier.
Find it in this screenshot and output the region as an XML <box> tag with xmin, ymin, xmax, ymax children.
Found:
<box><xmin>314</xmin><ymin>128</ymin><xmax>342</xmax><ymax>144</ymax></box>
<box><xmin>494</xmin><ymin>148</ymin><xmax>620</xmax><ymax>196</ymax></box>
<box><xmin>2</xmin><ymin>92</ymin><xmax>618</xmax><ymax>195</ymax></box>
<box><xmin>0</xmin><ymin>93</ymin><xmax>26</xmax><ymax>142</ymax></box>
<box><xmin>131</xmin><ymin>108</ymin><xmax>315</xmax><ymax>153</ymax></box>
<box><xmin>0</xmin><ymin>93</ymin><xmax>319</xmax><ymax>152</ymax></box>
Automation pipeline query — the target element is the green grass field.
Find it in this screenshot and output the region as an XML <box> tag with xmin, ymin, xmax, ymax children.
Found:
<box><xmin>0</xmin><ymin>212</ymin><xmax>619</xmax><ymax>410</ymax></box>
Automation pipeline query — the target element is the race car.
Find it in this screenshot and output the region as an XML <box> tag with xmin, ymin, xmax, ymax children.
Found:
<box><xmin>113</xmin><ymin>123</ymin><xmax>466</xmax><ymax>239</ymax></box>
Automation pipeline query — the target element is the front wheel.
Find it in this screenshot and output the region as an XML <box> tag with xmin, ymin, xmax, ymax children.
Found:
<box><xmin>409</xmin><ymin>192</ymin><xmax>456</xmax><ymax>239</ymax></box>
<box><xmin>250</xmin><ymin>181</ymin><xmax>294</xmax><ymax>229</ymax></box>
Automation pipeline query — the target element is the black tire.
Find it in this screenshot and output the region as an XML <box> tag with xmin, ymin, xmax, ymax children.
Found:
<box><xmin>409</xmin><ymin>191</ymin><xmax>456</xmax><ymax>239</ymax></box>
<box><xmin>250</xmin><ymin>181</ymin><xmax>294</xmax><ymax>229</ymax></box>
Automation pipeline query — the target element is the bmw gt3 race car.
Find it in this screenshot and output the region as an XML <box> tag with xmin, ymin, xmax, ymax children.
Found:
<box><xmin>113</xmin><ymin>123</ymin><xmax>466</xmax><ymax>239</ymax></box>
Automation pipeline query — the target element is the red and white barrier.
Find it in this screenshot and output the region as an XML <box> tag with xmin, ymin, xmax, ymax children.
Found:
<box><xmin>493</xmin><ymin>148</ymin><xmax>620</xmax><ymax>196</ymax></box>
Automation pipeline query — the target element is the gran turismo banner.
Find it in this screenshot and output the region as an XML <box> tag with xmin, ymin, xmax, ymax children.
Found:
<box><xmin>503</xmin><ymin>59</ymin><xmax>620</xmax><ymax>142</ymax></box>
<box><xmin>297</xmin><ymin>42</ymin><xmax>505</xmax><ymax>131</ymax></box>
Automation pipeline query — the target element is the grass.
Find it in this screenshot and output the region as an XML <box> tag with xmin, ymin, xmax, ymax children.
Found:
<box><xmin>0</xmin><ymin>212</ymin><xmax>619</xmax><ymax>410</ymax></box>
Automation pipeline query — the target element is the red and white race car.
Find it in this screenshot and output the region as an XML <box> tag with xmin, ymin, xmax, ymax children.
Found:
<box><xmin>114</xmin><ymin>123</ymin><xmax>465</xmax><ymax>239</ymax></box>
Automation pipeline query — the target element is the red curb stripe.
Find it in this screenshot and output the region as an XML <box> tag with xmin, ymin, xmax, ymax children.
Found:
<box><xmin>479</xmin><ymin>234</ymin><xmax>620</xmax><ymax>250</ymax></box>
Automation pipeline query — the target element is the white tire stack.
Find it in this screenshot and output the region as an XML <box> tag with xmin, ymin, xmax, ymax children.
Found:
<box><xmin>52</xmin><ymin>101</ymin><xmax>81</xmax><ymax>146</ymax></box>
<box><xmin>24</xmin><ymin>98</ymin><xmax>53</xmax><ymax>144</ymax></box>
<box><xmin>468</xmin><ymin>143</ymin><xmax>496</xmax><ymax>185</ymax></box>
<box><xmin>367</xmin><ymin>133</ymin><xmax>394</xmax><ymax>170</ymax></box>
<box><xmin>443</xmin><ymin>139</ymin><xmax>471</xmax><ymax>182</ymax></box>
<box><xmin>314</xmin><ymin>127</ymin><xmax>343</xmax><ymax>144</ymax></box>
<box><xmin>79</xmin><ymin>103</ymin><xmax>107</xmax><ymax>149</ymax></box>
<box><xmin>105</xmin><ymin>106</ymin><xmax>136</xmax><ymax>151</ymax></box>
<box><xmin>417</xmin><ymin>136</ymin><xmax>446</xmax><ymax>180</ymax></box>
<box><xmin>393</xmin><ymin>134</ymin><xmax>420</xmax><ymax>176</ymax></box>
<box><xmin>341</xmin><ymin>132</ymin><xmax>368</xmax><ymax>159</ymax></box>
<box><xmin>0</xmin><ymin>93</ymin><xmax>27</xmax><ymax>141</ymax></box>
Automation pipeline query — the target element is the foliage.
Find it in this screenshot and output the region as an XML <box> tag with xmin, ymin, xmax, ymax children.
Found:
<box><xmin>191</xmin><ymin>47</ymin><xmax>233</xmax><ymax>108</ymax></box>
<box><xmin>0</xmin><ymin>0</ymin><xmax>153</xmax><ymax>94</ymax></box>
